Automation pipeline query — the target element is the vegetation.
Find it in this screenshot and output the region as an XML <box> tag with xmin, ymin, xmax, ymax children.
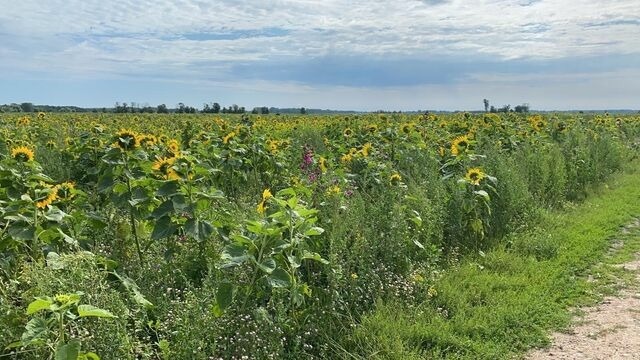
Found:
<box><xmin>1</xmin><ymin>111</ymin><xmax>639</xmax><ymax>359</ymax></box>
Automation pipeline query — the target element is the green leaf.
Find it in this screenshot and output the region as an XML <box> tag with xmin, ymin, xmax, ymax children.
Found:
<box><xmin>128</xmin><ymin>187</ymin><xmax>149</xmax><ymax>206</ymax></box>
<box><xmin>110</xmin><ymin>272</ymin><xmax>153</xmax><ymax>309</ymax></box>
<box><xmin>151</xmin><ymin>216</ymin><xmax>177</xmax><ymax>240</ymax></box>
<box><xmin>26</xmin><ymin>297</ymin><xmax>53</xmax><ymax>315</ymax></box>
<box><xmin>57</xmin><ymin>229</ymin><xmax>77</xmax><ymax>246</ymax></box>
<box><xmin>214</xmin><ymin>282</ymin><xmax>234</xmax><ymax>315</ymax></box>
<box><xmin>152</xmin><ymin>200</ymin><xmax>174</xmax><ymax>219</ymax></box>
<box><xmin>185</xmin><ymin>219</ymin><xmax>215</xmax><ymax>242</ymax></box>
<box><xmin>21</xmin><ymin>317</ymin><xmax>50</xmax><ymax>345</ymax></box>
<box><xmin>267</xmin><ymin>268</ymin><xmax>291</xmax><ymax>288</ymax></box>
<box><xmin>156</xmin><ymin>180</ymin><xmax>179</xmax><ymax>197</ymax></box>
<box><xmin>304</xmin><ymin>227</ymin><xmax>325</xmax><ymax>236</ymax></box>
<box><xmin>8</xmin><ymin>223</ymin><xmax>36</xmax><ymax>241</ymax></box>
<box><xmin>219</xmin><ymin>244</ymin><xmax>249</xmax><ymax>268</ymax></box>
<box><xmin>80</xmin><ymin>352</ymin><xmax>101</xmax><ymax>360</ymax></box>
<box><xmin>55</xmin><ymin>339</ymin><xmax>80</xmax><ymax>360</ymax></box>
<box><xmin>256</xmin><ymin>257</ymin><xmax>276</xmax><ymax>274</ymax></box>
<box><xmin>46</xmin><ymin>252</ymin><xmax>65</xmax><ymax>270</ymax></box>
<box><xmin>43</xmin><ymin>207</ymin><xmax>67</xmax><ymax>222</ymax></box>
<box><xmin>77</xmin><ymin>305</ymin><xmax>117</xmax><ymax>318</ymax></box>
<box><xmin>301</xmin><ymin>251</ymin><xmax>329</xmax><ymax>264</ymax></box>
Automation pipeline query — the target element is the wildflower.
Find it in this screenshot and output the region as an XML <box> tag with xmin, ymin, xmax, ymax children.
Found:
<box><xmin>319</xmin><ymin>156</ymin><xmax>328</xmax><ymax>173</ymax></box>
<box><xmin>11</xmin><ymin>146</ymin><xmax>35</xmax><ymax>162</ymax></box>
<box><xmin>326</xmin><ymin>185</ymin><xmax>341</xmax><ymax>196</ymax></box>
<box><xmin>465</xmin><ymin>167</ymin><xmax>485</xmax><ymax>185</ymax></box>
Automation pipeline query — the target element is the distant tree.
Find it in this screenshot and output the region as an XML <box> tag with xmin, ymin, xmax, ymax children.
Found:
<box><xmin>157</xmin><ymin>104</ymin><xmax>169</xmax><ymax>114</ymax></box>
<box><xmin>483</xmin><ymin>99</ymin><xmax>489</xmax><ymax>112</ymax></box>
<box><xmin>203</xmin><ymin>103</ymin><xmax>211</xmax><ymax>113</ymax></box>
<box><xmin>514</xmin><ymin>103</ymin><xmax>530</xmax><ymax>113</ymax></box>
<box><xmin>212</xmin><ymin>102</ymin><xmax>221</xmax><ymax>113</ymax></box>
<box><xmin>20</xmin><ymin>102</ymin><xmax>35</xmax><ymax>112</ymax></box>
<box><xmin>261</xmin><ymin>106</ymin><xmax>269</xmax><ymax>114</ymax></box>
<box><xmin>300</xmin><ymin>107</ymin><xmax>307</xmax><ymax>114</ymax></box>
<box><xmin>498</xmin><ymin>104</ymin><xmax>511</xmax><ymax>113</ymax></box>
<box><xmin>489</xmin><ymin>105</ymin><xmax>497</xmax><ymax>113</ymax></box>
<box><xmin>252</xmin><ymin>108</ymin><xmax>259</xmax><ymax>114</ymax></box>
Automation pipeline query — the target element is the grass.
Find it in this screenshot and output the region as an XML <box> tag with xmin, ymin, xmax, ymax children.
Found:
<box><xmin>349</xmin><ymin>163</ymin><xmax>640</xmax><ymax>359</ymax></box>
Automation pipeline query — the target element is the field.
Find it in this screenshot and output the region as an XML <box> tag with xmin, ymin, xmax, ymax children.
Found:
<box><xmin>1</xmin><ymin>111</ymin><xmax>640</xmax><ymax>359</ymax></box>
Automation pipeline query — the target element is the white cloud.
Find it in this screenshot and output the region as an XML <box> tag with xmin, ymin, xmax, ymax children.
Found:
<box><xmin>1</xmin><ymin>0</ymin><xmax>639</xmax><ymax>109</ymax></box>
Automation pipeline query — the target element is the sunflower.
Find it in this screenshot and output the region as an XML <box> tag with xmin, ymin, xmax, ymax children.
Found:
<box><xmin>222</xmin><ymin>132</ymin><xmax>235</xmax><ymax>144</ymax></box>
<box><xmin>343</xmin><ymin>128</ymin><xmax>353</xmax><ymax>138</ymax></box>
<box><xmin>366</xmin><ymin>124</ymin><xmax>378</xmax><ymax>133</ymax></box>
<box><xmin>465</xmin><ymin>167</ymin><xmax>485</xmax><ymax>185</ymax></box>
<box><xmin>450</xmin><ymin>135</ymin><xmax>470</xmax><ymax>156</ymax></box>
<box><xmin>319</xmin><ymin>156</ymin><xmax>328</xmax><ymax>173</ymax></box>
<box><xmin>56</xmin><ymin>181</ymin><xmax>76</xmax><ymax>200</ymax></box>
<box><xmin>139</xmin><ymin>134</ymin><xmax>158</xmax><ymax>148</ymax></box>
<box><xmin>532</xmin><ymin>120</ymin><xmax>546</xmax><ymax>132</ymax></box>
<box><xmin>400</xmin><ymin>123</ymin><xmax>413</xmax><ymax>134</ymax></box>
<box><xmin>390</xmin><ymin>172</ymin><xmax>402</xmax><ymax>184</ymax></box>
<box><xmin>326</xmin><ymin>185</ymin><xmax>341</xmax><ymax>196</ymax></box>
<box><xmin>114</xmin><ymin>129</ymin><xmax>139</xmax><ymax>151</ymax></box>
<box><xmin>152</xmin><ymin>157</ymin><xmax>179</xmax><ymax>180</ymax></box>
<box><xmin>17</xmin><ymin>116</ymin><xmax>30</xmax><ymax>126</ymax></box>
<box><xmin>360</xmin><ymin>143</ymin><xmax>373</xmax><ymax>157</ymax></box>
<box><xmin>257</xmin><ymin>189</ymin><xmax>273</xmax><ymax>215</ymax></box>
<box><xmin>11</xmin><ymin>146</ymin><xmax>35</xmax><ymax>162</ymax></box>
<box><xmin>36</xmin><ymin>185</ymin><xmax>59</xmax><ymax>209</ymax></box>
<box><xmin>37</xmin><ymin>112</ymin><xmax>46</xmax><ymax>119</ymax></box>
<box><xmin>167</xmin><ymin>139</ymin><xmax>180</xmax><ymax>156</ymax></box>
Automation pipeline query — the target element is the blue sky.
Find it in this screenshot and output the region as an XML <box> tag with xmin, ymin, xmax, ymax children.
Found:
<box><xmin>1</xmin><ymin>0</ymin><xmax>639</xmax><ymax>111</ymax></box>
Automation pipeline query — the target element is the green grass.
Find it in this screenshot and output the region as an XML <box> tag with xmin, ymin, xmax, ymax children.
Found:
<box><xmin>349</xmin><ymin>164</ymin><xmax>640</xmax><ymax>359</ymax></box>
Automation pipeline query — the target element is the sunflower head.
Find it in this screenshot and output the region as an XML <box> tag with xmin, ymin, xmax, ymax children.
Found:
<box><xmin>36</xmin><ymin>184</ymin><xmax>59</xmax><ymax>209</ymax></box>
<box><xmin>343</xmin><ymin>128</ymin><xmax>353</xmax><ymax>138</ymax></box>
<box><xmin>450</xmin><ymin>135</ymin><xmax>470</xmax><ymax>156</ymax></box>
<box><xmin>262</xmin><ymin>189</ymin><xmax>273</xmax><ymax>201</ymax></box>
<box><xmin>366</xmin><ymin>124</ymin><xmax>378</xmax><ymax>134</ymax></box>
<box><xmin>152</xmin><ymin>157</ymin><xmax>179</xmax><ymax>180</ymax></box>
<box><xmin>114</xmin><ymin>129</ymin><xmax>139</xmax><ymax>151</ymax></box>
<box><xmin>56</xmin><ymin>181</ymin><xmax>76</xmax><ymax>200</ymax></box>
<box><xmin>390</xmin><ymin>172</ymin><xmax>402</xmax><ymax>184</ymax></box>
<box><xmin>360</xmin><ymin>143</ymin><xmax>373</xmax><ymax>157</ymax></box>
<box><xmin>17</xmin><ymin>116</ymin><xmax>30</xmax><ymax>126</ymax></box>
<box><xmin>222</xmin><ymin>132</ymin><xmax>236</xmax><ymax>144</ymax></box>
<box><xmin>11</xmin><ymin>146</ymin><xmax>35</xmax><ymax>162</ymax></box>
<box><xmin>465</xmin><ymin>167</ymin><xmax>486</xmax><ymax>185</ymax></box>
<box><xmin>139</xmin><ymin>134</ymin><xmax>158</xmax><ymax>148</ymax></box>
<box><xmin>167</xmin><ymin>139</ymin><xmax>180</xmax><ymax>156</ymax></box>
<box><xmin>400</xmin><ymin>123</ymin><xmax>413</xmax><ymax>135</ymax></box>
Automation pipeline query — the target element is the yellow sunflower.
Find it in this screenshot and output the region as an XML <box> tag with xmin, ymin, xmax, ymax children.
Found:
<box><xmin>167</xmin><ymin>139</ymin><xmax>180</xmax><ymax>156</ymax></box>
<box><xmin>257</xmin><ymin>188</ymin><xmax>273</xmax><ymax>215</ymax></box>
<box><xmin>343</xmin><ymin>128</ymin><xmax>353</xmax><ymax>138</ymax></box>
<box><xmin>152</xmin><ymin>157</ymin><xmax>179</xmax><ymax>180</ymax></box>
<box><xmin>11</xmin><ymin>146</ymin><xmax>35</xmax><ymax>162</ymax></box>
<box><xmin>450</xmin><ymin>135</ymin><xmax>470</xmax><ymax>156</ymax></box>
<box><xmin>55</xmin><ymin>181</ymin><xmax>76</xmax><ymax>200</ymax></box>
<box><xmin>114</xmin><ymin>129</ymin><xmax>139</xmax><ymax>151</ymax></box>
<box><xmin>36</xmin><ymin>185</ymin><xmax>59</xmax><ymax>209</ymax></box>
<box><xmin>390</xmin><ymin>172</ymin><xmax>402</xmax><ymax>184</ymax></box>
<box><xmin>139</xmin><ymin>134</ymin><xmax>158</xmax><ymax>148</ymax></box>
<box><xmin>465</xmin><ymin>167</ymin><xmax>485</xmax><ymax>185</ymax></box>
<box><xmin>222</xmin><ymin>132</ymin><xmax>235</xmax><ymax>144</ymax></box>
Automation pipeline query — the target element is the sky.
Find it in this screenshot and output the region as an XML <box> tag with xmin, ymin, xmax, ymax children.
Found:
<box><xmin>1</xmin><ymin>0</ymin><xmax>639</xmax><ymax>111</ymax></box>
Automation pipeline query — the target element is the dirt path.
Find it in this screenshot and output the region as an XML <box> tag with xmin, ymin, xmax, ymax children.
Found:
<box><xmin>528</xmin><ymin>220</ymin><xmax>640</xmax><ymax>360</ymax></box>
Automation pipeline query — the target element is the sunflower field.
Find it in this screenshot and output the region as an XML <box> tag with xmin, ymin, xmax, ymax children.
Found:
<box><xmin>1</xmin><ymin>111</ymin><xmax>639</xmax><ymax>359</ymax></box>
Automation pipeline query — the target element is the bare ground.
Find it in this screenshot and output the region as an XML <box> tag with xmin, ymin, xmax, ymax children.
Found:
<box><xmin>527</xmin><ymin>219</ymin><xmax>640</xmax><ymax>360</ymax></box>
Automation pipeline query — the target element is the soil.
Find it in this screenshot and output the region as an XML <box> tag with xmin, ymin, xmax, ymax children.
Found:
<box><xmin>527</xmin><ymin>220</ymin><xmax>640</xmax><ymax>360</ymax></box>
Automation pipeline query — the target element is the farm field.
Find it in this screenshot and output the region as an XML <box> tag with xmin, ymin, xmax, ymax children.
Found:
<box><xmin>1</xmin><ymin>111</ymin><xmax>640</xmax><ymax>359</ymax></box>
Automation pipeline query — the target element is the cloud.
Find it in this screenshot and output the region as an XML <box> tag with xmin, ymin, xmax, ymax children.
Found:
<box><xmin>0</xmin><ymin>0</ymin><xmax>639</xmax><ymax>109</ymax></box>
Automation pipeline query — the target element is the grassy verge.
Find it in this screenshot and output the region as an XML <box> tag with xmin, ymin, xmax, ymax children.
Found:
<box><xmin>348</xmin><ymin>164</ymin><xmax>640</xmax><ymax>359</ymax></box>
